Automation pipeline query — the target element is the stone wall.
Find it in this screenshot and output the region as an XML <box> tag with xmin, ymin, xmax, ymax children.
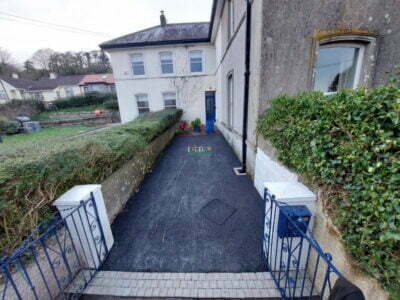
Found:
<box><xmin>101</xmin><ymin>123</ymin><xmax>178</xmax><ymax>223</ymax></box>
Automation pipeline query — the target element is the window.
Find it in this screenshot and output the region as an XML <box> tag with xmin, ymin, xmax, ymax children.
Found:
<box><xmin>189</xmin><ymin>50</ymin><xmax>203</xmax><ymax>73</ymax></box>
<box><xmin>0</xmin><ymin>90</ymin><xmax>7</xmax><ymax>100</ymax></box>
<box><xmin>227</xmin><ymin>0</ymin><xmax>234</xmax><ymax>38</ymax></box>
<box><xmin>314</xmin><ymin>44</ymin><xmax>364</xmax><ymax>93</ymax></box>
<box><xmin>160</xmin><ymin>52</ymin><xmax>174</xmax><ymax>74</ymax></box>
<box><xmin>227</xmin><ymin>73</ymin><xmax>234</xmax><ymax>128</ymax></box>
<box><xmin>32</xmin><ymin>92</ymin><xmax>44</xmax><ymax>100</ymax></box>
<box><xmin>163</xmin><ymin>92</ymin><xmax>177</xmax><ymax>109</ymax></box>
<box><xmin>136</xmin><ymin>94</ymin><xmax>150</xmax><ymax>114</ymax></box>
<box><xmin>131</xmin><ymin>53</ymin><xmax>145</xmax><ymax>75</ymax></box>
<box><xmin>65</xmin><ymin>87</ymin><xmax>74</xmax><ymax>97</ymax></box>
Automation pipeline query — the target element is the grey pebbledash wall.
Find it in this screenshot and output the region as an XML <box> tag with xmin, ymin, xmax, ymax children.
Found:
<box><xmin>101</xmin><ymin>123</ymin><xmax>178</xmax><ymax>223</ymax></box>
<box><xmin>249</xmin><ymin>2</ymin><xmax>400</xmax><ymax>298</ymax></box>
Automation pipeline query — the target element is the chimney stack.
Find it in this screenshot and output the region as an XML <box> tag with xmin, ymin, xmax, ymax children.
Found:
<box><xmin>49</xmin><ymin>72</ymin><xmax>57</xmax><ymax>79</ymax></box>
<box><xmin>12</xmin><ymin>73</ymin><xmax>19</xmax><ymax>79</ymax></box>
<box><xmin>160</xmin><ymin>10</ymin><xmax>167</xmax><ymax>27</ymax></box>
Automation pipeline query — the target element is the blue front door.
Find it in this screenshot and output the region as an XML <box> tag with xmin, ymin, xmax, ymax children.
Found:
<box><xmin>205</xmin><ymin>91</ymin><xmax>216</xmax><ymax>133</ymax></box>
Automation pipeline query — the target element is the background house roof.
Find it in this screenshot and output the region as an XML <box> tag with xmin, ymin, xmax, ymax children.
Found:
<box><xmin>0</xmin><ymin>77</ymin><xmax>36</xmax><ymax>90</ymax></box>
<box><xmin>79</xmin><ymin>74</ymin><xmax>114</xmax><ymax>85</ymax></box>
<box><xmin>1</xmin><ymin>75</ymin><xmax>84</xmax><ymax>91</ymax></box>
<box><xmin>100</xmin><ymin>22</ymin><xmax>210</xmax><ymax>49</ymax></box>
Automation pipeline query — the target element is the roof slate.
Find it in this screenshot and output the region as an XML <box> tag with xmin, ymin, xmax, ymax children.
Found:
<box><xmin>1</xmin><ymin>75</ymin><xmax>84</xmax><ymax>91</ymax></box>
<box><xmin>100</xmin><ymin>22</ymin><xmax>210</xmax><ymax>49</ymax></box>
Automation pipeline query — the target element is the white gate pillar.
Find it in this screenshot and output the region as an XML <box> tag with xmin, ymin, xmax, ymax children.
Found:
<box><xmin>53</xmin><ymin>185</ymin><xmax>114</xmax><ymax>268</ymax></box>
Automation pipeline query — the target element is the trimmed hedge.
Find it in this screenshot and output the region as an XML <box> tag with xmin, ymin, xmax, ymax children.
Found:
<box><xmin>0</xmin><ymin>109</ymin><xmax>182</xmax><ymax>255</ymax></box>
<box><xmin>103</xmin><ymin>99</ymin><xmax>119</xmax><ymax>110</ymax></box>
<box><xmin>257</xmin><ymin>82</ymin><xmax>399</xmax><ymax>295</ymax></box>
<box><xmin>52</xmin><ymin>92</ymin><xmax>117</xmax><ymax>109</ymax></box>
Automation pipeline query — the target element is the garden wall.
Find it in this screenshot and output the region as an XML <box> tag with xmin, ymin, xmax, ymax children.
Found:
<box><xmin>102</xmin><ymin>123</ymin><xmax>178</xmax><ymax>222</ymax></box>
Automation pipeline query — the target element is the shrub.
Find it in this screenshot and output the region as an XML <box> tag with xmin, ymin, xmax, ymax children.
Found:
<box><xmin>0</xmin><ymin>99</ymin><xmax>46</xmax><ymax>119</ymax></box>
<box><xmin>191</xmin><ymin>118</ymin><xmax>201</xmax><ymax>128</ymax></box>
<box><xmin>0</xmin><ymin>117</ymin><xmax>20</xmax><ymax>135</ymax></box>
<box><xmin>257</xmin><ymin>82</ymin><xmax>400</xmax><ymax>295</ymax></box>
<box><xmin>52</xmin><ymin>92</ymin><xmax>117</xmax><ymax>109</ymax></box>
<box><xmin>103</xmin><ymin>99</ymin><xmax>119</xmax><ymax>110</ymax></box>
<box><xmin>0</xmin><ymin>109</ymin><xmax>182</xmax><ymax>255</ymax></box>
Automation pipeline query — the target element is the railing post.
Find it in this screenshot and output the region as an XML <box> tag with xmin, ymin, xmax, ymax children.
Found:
<box><xmin>53</xmin><ymin>185</ymin><xmax>114</xmax><ymax>269</ymax></box>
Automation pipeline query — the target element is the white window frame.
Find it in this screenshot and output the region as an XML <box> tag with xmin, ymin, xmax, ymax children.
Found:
<box><xmin>159</xmin><ymin>51</ymin><xmax>174</xmax><ymax>75</ymax></box>
<box><xmin>130</xmin><ymin>53</ymin><xmax>146</xmax><ymax>76</ymax></box>
<box><xmin>227</xmin><ymin>72</ymin><xmax>234</xmax><ymax>129</ymax></box>
<box><xmin>189</xmin><ymin>50</ymin><xmax>204</xmax><ymax>73</ymax></box>
<box><xmin>65</xmin><ymin>87</ymin><xmax>74</xmax><ymax>97</ymax></box>
<box><xmin>227</xmin><ymin>0</ymin><xmax>235</xmax><ymax>39</ymax></box>
<box><xmin>162</xmin><ymin>92</ymin><xmax>177</xmax><ymax>109</ymax></box>
<box><xmin>0</xmin><ymin>89</ymin><xmax>7</xmax><ymax>100</ymax></box>
<box><xmin>314</xmin><ymin>43</ymin><xmax>365</xmax><ymax>95</ymax></box>
<box><xmin>135</xmin><ymin>93</ymin><xmax>150</xmax><ymax>114</ymax></box>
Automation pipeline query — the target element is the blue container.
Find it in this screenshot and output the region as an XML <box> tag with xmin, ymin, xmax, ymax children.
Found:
<box><xmin>277</xmin><ymin>205</ymin><xmax>311</xmax><ymax>238</ymax></box>
<box><xmin>206</xmin><ymin>119</ymin><xmax>215</xmax><ymax>133</ymax></box>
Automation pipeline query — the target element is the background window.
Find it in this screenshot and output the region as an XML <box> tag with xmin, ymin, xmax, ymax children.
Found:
<box><xmin>131</xmin><ymin>54</ymin><xmax>145</xmax><ymax>75</ymax></box>
<box><xmin>314</xmin><ymin>45</ymin><xmax>363</xmax><ymax>93</ymax></box>
<box><xmin>0</xmin><ymin>90</ymin><xmax>7</xmax><ymax>100</ymax></box>
<box><xmin>190</xmin><ymin>50</ymin><xmax>203</xmax><ymax>73</ymax></box>
<box><xmin>65</xmin><ymin>87</ymin><xmax>74</xmax><ymax>97</ymax></box>
<box><xmin>160</xmin><ymin>52</ymin><xmax>174</xmax><ymax>74</ymax></box>
<box><xmin>136</xmin><ymin>94</ymin><xmax>150</xmax><ymax>114</ymax></box>
<box><xmin>228</xmin><ymin>0</ymin><xmax>234</xmax><ymax>38</ymax></box>
<box><xmin>33</xmin><ymin>92</ymin><xmax>44</xmax><ymax>100</ymax></box>
<box><xmin>163</xmin><ymin>92</ymin><xmax>177</xmax><ymax>109</ymax></box>
<box><xmin>227</xmin><ymin>73</ymin><xmax>234</xmax><ymax>128</ymax></box>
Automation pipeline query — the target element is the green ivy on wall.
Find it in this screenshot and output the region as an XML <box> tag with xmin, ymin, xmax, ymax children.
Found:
<box><xmin>257</xmin><ymin>81</ymin><xmax>400</xmax><ymax>296</ymax></box>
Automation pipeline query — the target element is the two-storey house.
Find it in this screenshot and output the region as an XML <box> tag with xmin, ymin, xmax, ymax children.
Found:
<box><xmin>100</xmin><ymin>12</ymin><xmax>216</xmax><ymax>123</ymax></box>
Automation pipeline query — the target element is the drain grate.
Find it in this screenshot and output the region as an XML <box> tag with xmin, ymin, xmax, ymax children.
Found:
<box><xmin>200</xmin><ymin>199</ymin><xmax>236</xmax><ymax>225</ymax></box>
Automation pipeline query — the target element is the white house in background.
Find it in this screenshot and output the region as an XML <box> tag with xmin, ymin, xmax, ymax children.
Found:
<box><xmin>79</xmin><ymin>74</ymin><xmax>116</xmax><ymax>94</ymax></box>
<box><xmin>0</xmin><ymin>73</ymin><xmax>115</xmax><ymax>103</ymax></box>
<box><xmin>100</xmin><ymin>12</ymin><xmax>216</xmax><ymax>123</ymax></box>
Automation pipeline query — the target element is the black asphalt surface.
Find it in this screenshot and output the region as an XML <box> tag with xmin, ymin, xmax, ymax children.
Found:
<box><xmin>102</xmin><ymin>134</ymin><xmax>265</xmax><ymax>273</ymax></box>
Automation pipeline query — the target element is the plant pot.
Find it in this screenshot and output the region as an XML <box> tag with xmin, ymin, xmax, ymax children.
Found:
<box><xmin>193</xmin><ymin>126</ymin><xmax>201</xmax><ymax>132</ymax></box>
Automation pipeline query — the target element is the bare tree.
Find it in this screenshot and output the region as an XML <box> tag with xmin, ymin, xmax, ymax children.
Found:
<box><xmin>31</xmin><ymin>48</ymin><xmax>55</xmax><ymax>71</ymax></box>
<box><xmin>0</xmin><ymin>47</ymin><xmax>19</xmax><ymax>76</ymax></box>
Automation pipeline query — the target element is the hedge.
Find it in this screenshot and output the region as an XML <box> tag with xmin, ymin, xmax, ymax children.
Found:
<box><xmin>257</xmin><ymin>81</ymin><xmax>399</xmax><ymax>295</ymax></box>
<box><xmin>103</xmin><ymin>99</ymin><xmax>119</xmax><ymax>110</ymax></box>
<box><xmin>0</xmin><ymin>99</ymin><xmax>46</xmax><ymax>119</ymax></box>
<box><xmin>0</xmin><ymin>109</ymin><xmax>182</xmax><ymax>255</ymax></box>
<box><xmin>51</xmin><ymin>92</ymin><xmax>117</xmax><ymax>109</ymax></box>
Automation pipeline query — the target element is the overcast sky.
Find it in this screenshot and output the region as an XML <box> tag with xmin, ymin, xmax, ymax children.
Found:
<box><xmin>0</xmin><ymin>0</ymin><xmax>213</xmax><ymax>65</ymax></box>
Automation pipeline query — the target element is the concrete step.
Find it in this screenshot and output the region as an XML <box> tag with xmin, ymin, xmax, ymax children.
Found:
<box><xmin>66</xmin><ymin>271</ymin><xmax>284</xmax><ymax>299</ymax></box>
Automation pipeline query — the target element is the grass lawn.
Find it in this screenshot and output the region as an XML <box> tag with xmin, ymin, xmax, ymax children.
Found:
<box><xmin>0</xmin><ymin>125</ymin><xmax>94</xmax><ymax>156</ymax></box>
<box><xmin>33</xmin><ymin>105</ymin><xmax>105</xmax><ymax>121</ymax></box>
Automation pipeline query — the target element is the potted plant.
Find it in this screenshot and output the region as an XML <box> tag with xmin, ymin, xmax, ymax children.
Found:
<box><xmin>191</xmin><ymin>118</ymin><xmax>202</xmax><ymax>132</ymax></box>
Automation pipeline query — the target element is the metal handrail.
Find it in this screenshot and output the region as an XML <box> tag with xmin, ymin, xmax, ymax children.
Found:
<box><xmin>0</xmin><ymin>193</ymin><xmax>109</xmax><ymax>300</ymax></box>
<box><xmin>263</xmin><ymin>187</ymin><xmax>344</xmax><ymax>299</ymax></box>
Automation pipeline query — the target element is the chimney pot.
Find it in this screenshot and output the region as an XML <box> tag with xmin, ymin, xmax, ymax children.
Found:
<box><xmin>160</xmin><ymin>10</ymin><xmax>167</xmax><ymax>27</ymax></box>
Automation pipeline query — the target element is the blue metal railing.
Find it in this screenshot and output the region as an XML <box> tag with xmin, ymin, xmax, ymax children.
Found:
<box><xmin>0</xmin><ymin>193</ymin><xmax>109</xmax><ymax>300</ymax></box>
<box><xmin>263</xmin><ymin>187</ymin><xmax>343</xmax><ymax>299</ymax></box>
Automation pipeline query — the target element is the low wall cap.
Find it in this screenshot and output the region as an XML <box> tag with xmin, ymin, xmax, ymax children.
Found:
<box><xmin>264</xmin><ymin>181</ymin><xmax>315</xmax><ymax>202</ymax></box>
